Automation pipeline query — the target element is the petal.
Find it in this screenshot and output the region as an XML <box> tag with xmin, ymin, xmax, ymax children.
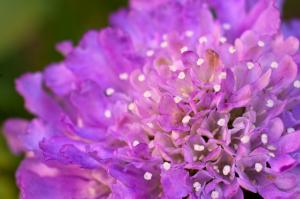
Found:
<box><xmin>44</xmin><ymin>63</ymin><xmax>76</xmax><ymax>96</ymax></box>
<box><xmin>269</xmin><ymin>154</ymin><xmax>297</xmax><ymax>172</ymax></box>
<box><xmin>2</xmin><ymin>119</ymin><xmax>29</xmax><ymax>154</ymax></box>
<box><xmin>17</xmin><ymin>158</ymin><xmax>106</xmax><ymax>199</ymax></box>
<box><xmin>16</xmin><ymin>73</ymin><xmax>62</xmax><ymax>121</ymax></box>
<box><xmin>277</xmin><ymin>131</ymin><xmax>300</xmax><ymax>154</ymax></box>
<box><xmin>271</xmin><ymin>55</ymin><xmax>298</xmax><ymax>90</ymax></box>
<box><xmin>161</xmin><ymin>167</ymin><xmax>192</xmax><ymax>199</ymax></box>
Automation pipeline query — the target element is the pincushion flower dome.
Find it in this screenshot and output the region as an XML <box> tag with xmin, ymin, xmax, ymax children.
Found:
<box><xmin>3</xmin><ymin>0</ymin><xmax>300</xmax><ymax>198</ymax></box>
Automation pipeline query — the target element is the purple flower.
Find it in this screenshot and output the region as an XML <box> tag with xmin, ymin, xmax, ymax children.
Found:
<box><xmin>3</xmin><ymin>0</ymin><xmax>300</xmax><ymax>198</ymax></box>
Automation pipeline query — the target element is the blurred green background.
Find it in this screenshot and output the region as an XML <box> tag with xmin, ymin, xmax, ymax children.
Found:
<box><xmin>0</xmin><ymin>0</ymin><xmax>299</xmax><ymax>198</ymax></box>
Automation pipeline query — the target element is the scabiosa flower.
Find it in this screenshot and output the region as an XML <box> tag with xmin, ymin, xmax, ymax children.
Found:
<box><xmin>3</xmin><ymin>0</ymin><xmax>300</xmax><ymax>198</ymax></box>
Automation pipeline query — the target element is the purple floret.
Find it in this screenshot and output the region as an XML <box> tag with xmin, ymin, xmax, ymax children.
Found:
<box><xmin>3</xmin><ymin>0</ymin><xmax>300</xmax><ymax>198</ymax></box>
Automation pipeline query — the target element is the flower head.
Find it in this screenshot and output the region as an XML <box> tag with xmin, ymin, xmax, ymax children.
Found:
<box><xmin>3</xmin><ymin>0</ymin><xmax>300</xmax><ymax>198</ymax></box>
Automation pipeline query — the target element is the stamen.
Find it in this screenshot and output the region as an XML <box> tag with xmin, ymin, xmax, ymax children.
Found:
<box><xmin>270</xmin><ymin>61</ymin><xmax>278</xmax><ymax>69</ymax></box>
<box><xmin>160</xmin><ymin>41</ymin><xmax>168</xmax><ymax>48</ymax></box>
<box><xmin>257</xmin><ymin>40</ymin><xmax>265</xmax><ymax>47</ymax></box>
<box><xmin>254</xmin><ymin>163</ymin><xmax>263</xmax><ymax>172</ymax></box>
<box><xmin>174</xmin><ymin>96</ymin><xmax>182</xmax><ymax>103</ymax></box>
<box><xmin>213</xmin><ymin>84</ymin><xmax>221</xmax><ymax>92</ymax></box>
<box><xmin>185</xmin><ymin>30</ymin><xmax>194</xmax><ymax>37</ymax></box>
<box><xmin>293</xmin><ymin>80</ymin><xmax>300</xmax><ymax>88</ymax></box>
<box><xmin>146</xmin><ymin>122</ymin><xmax>154</xmax><ymax>128</ymax></box>
<box><xmin>128</xmin><ymin>102</ymin><xmax>135</xmax><ymax>111</ymax></box>
<box><xmin>266</xmin><ymin>99</ymin><xmax>274</xmax><ymax>108</ymax></box>
<box><xmin>143</xmin><ymin>90</ymin><xmax>152</xmax><ymax>98</ymax></box>
<box><xmin>198</xmin><ymin>36</ymin><xmax>208</xmax><ymax>44</ymax></box>
<box><xmin>261</xmin><ymin>134</ymin><xmax>268</xmax><ymax>144</ymax></box>
<box><xmin>287</xmin><ymin>127</ymin><xmax>295</xmax><ymax>133</ymax></box>
<box><xmin>211</xmin><ymin>190</ymin><xmax>220</xmax><ymax>199</ymax></box>
<box><xmin>143</xmin><ymin>172</ymin><xmax>152</xmax><ymax>180</ymax></box>
<box><xmin>219</xmin><ymin>72</ymin><xmax>227</xmax><ymax>79</ymax></box>
<box><xmin>104</xmin><ymin>110</ymin><xmax>112</xmax><ymax>118</ymax></box>
<box><xmin>217</xmin><ymin>118</ymin><xmax>226</xmax><ymax>127</ymax></box>
<box><xmin>171</xmin><ymin>131</ymin><xmax>180</xmax><ymax>139</ymax></box>
<box><xmin>228</xmin><ymin>46</ymin><xmax>236</xmax><ymax>54</ymax></box>
<box><xmin>146</xmin><ymin>50</ymin><xmax>154</xmax><ymax>57</ymax></box>
<box><xmin>132</xmin><ymin>140</ymin><xmax>140</xmax><ymax>147</ymax></box>
<box><xmin>222</xmin><ymin>165</ymin><xmax>231</xmax><ymax>176</ymax></box>
<box><xmin>138</xmin><ymin>74</ymin><xmax>145</xmax><ymax>82</ymax></box>
<box><xmin>182</xmin><ymin>115</ymin><xmax>191</xmax><ymax>124</ymax></box>
<box><xmin>246</xmin><ymin>62</ymin><xmax>254</xmax><ymax>70</ymax></box>
<box><xmin>178</xmin><ymin>71</ymin><xmax>186</xmax><ymax>80</ymax></box>
<box><xmin>193</xmin><ymin>144</ymin><xmax>205</xmax><ymax>152</ymax></box>
<box><xmin>222</xmin><ymin>23</ymin><xmax>231</xmax><ymax>30</ymax></box>
<box><xmin>241</xmin><ymin>135</ymin><xmax>250</xmax><ymax>144</ymax></box>
<box><xmin>105</xmin><ymin>88</ymin><xmax>115</xmax><ymax>96</ymax></box>
<box><xmin>267</xmin><ymin>145</ymin><xmax>276</xmax><ymax>151</ymax></box>
<box><xmin>162</xmin><ymin>162</ymin><xmax>171</xmax><ymax>171</ymax></box>
<box><xmin>219</xmin><ymin>36</ymin><xmax>227</xmax><ymax>44</ymax></box>
<box><xmin>268</xmin><ymin>152</ymin><xmax>276</xmax><ymax>157</ymax></box>
<box><xmin>197</xmin><ymin>58</ymin><xmax>204</xmax><ymax>66</ymax></box>
<box><xmin>180</xmin><ymin>46</ymin><xmax>188</xmax><ymax>53</ymax></box>
<box><xmin>193</xmin><ymin>181</ymin><xmax>202</xmax><ymax>192</ymax></box>
<box><xmin>119</xmin><ymin>73</ymin><xmax>129</xmax><ymax>80</ymax></box>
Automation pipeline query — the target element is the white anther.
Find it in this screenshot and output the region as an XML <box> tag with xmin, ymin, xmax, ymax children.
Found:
<box><xmin>199</xmin><ymin>36</ymin><xmax>208</xmax><ymax>44</ymax></box>
<box><xmin>213</xmin><ymin>84</ymin><xmax>221</xmax><ymax>92</ymax></box>
<box><xmin>180</xmin><ymin>46</ymin><xmax>189</xmax><ymax>53</ymax></box>
<box><xmin>261</xmin><ymin>134</ymin><xmax>268</xmax><ymax>144</ymax></box>
<box><xmin>119</xmin><ymin>72</ymin><xmax>129</xmax><ymax>80</ymax></box>
<box><xmin>128</xmin><ymin>102</ymin><xmax>135</xmax><ymax>111</ymax></box>
<box><xmin>246</xmin><ymin>62</ymin><xmax>254</xmax><ymax>70</ymax></box>
<box><xmin>257</xmin><ymin>40</ymin><xmax>265</xmax><ymax>47</ymax></box>
<box><xmin>171</xmin><ymin>131</ymin><xmax>180</xmax><ymax>140</ymax></box>
<box><xmin>178</xmin><ymin>71</ymin><xmax>186</xmax><ymax>80</ymax></box>
<box><xmin>193</xmin><ymin>181</ymin><xmax>202</xmax><ymax>192</ymax></box>
<box><xmin>132</xmin><ymin>140</ymin><xmax>140</xmax><ymax>147</ymax></box>
<box><xmin>217</xmin><ymin>118</ymin><xmax>226</xmax><ymax>127</ymax></box>
<box><xmin>222</xmin><ymin>165</ymin><xmax>231</xmax><ymax>176</ymax></box>
<box><xmin>105</xmin><ymin>88</ymin><xmax>115</xmax><ymax>96</ymax></box>
<box><xmin>162</xmin><ymin>162</ymin><xmax>171</xmax><ymax>171</ymax></box>
<box><xmin>146</xmin><ymin>50</ymin><xmax>154</xmax><ymax>57</ymax></box>
<box><xmin>219</xmin><ymin>72</ymin><xmax>227</xmax><ymax>79</ymax></box>
<box><xmin>219</xmin><ymin>36</ymin><xmax>227</xmax><ymax>44</ymax></box>
<box><xmin>143</xmin><ymin>90</ymin><xmax>152</xmax><ymax>98</ymax></box>
<box><xmin>287</xmin><ymin>127</ymin><xmax>295</xmax><ymax>133</ymax></box>
<box><xmin>228</xmin><ymin>46</ymin><xmax>236</xmax><ymax>54</ymax></box>
<box><xmin>267</xmin><ymin>145</ymin><xmax>277</xmax><ymax>151</ymax></box>
<box><xmin>266</xmin><ymin>99</ymin><xmax>274</xmax><ymax>108</ymax></box>
<box><xmin>193</xmin><ymin>144</ymin><xmax>205</xmax><ymax>152</ymax></box>
<box><xmin>211</xmin><ymin>190</ymin><xmax>220</xmax><ymax>199</ymax></box>
<box><xmin>222</xmin><ymin>23</ymin><xmax>231</xmax><ymax>30</ymax></box>
<box><xmin>146</xmin><ymin>122</ymin><xmax>154</xmax><ymax>128</ymax></box>
<box><xmin>270</xmin><ymin>61</ymin><xmax>278</xmax><ymax>69</ymax></box>
<box><xmin>293</xmin><ymin>80</ymin><xmax>300</xmax><ymax>88</ymax></box>
<box><xmin>160</xmin><ymin>41</ymin><xmax>168</xmax><ymax>48</ymax></box>
<box><xmin>185</xmin><ymin>30</ymin><xmax>194</xmax><ymax>37</ymax></box>
<box><xmin>174</xmin><ymin>96</ymin><xmax>182</xmax><ymax>103</ymax></box>
<box><xmin>197</xmin><ymin>58</ymin><xmax>204</xmax><ymax>66</ymax></box>
<box><xmin>138</xmin><ymin>74</ymin><xmax>145</xmax><ymax>82</ymax></box>
<box><xmin>148</xmin><ymin>140</ymin><xmax>154</xmax><ymax>149</ymax></box>
<box><xmin>104</xmin><ymin>110</ymin><xmax>112</xmax><ymax>118</ymax></box>
<box><xmin>182</xmin><ymin>115</ymin><xmax>191</xmax><ymax>124</ymax></box>
<box><xmin>254</xmin><ymin>163</ymin><xmax>263</xmax><ymax>172</ymax></box>
<box><xmin>268</xmin><ymin>152</ymin><xmax>276</xmax><ymax>157</ymax></box>
<box><xmin>144</xmin><ymin>172</ymin><xmax>152</xmax><ymax>180</ymax></box>
<box><xmin>241</xmin><ymin>135</ymin><xmax>250</xmax><ymax>144</ymax></box>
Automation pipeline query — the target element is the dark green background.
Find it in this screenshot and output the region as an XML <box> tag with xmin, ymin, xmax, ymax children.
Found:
<box><xmin>0</xmin><ymin>0</ymin><xmax>298</xmax><ymax>198</ymax></box>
